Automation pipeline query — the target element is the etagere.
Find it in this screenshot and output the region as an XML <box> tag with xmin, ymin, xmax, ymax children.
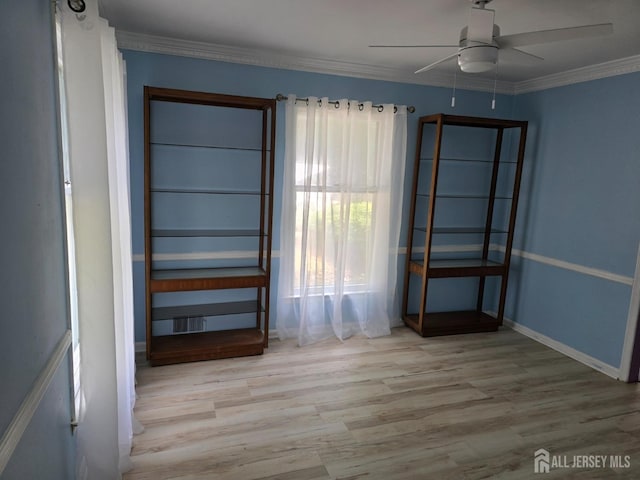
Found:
<box><xmin>402</xmin><ymin>113</ymin><xmax>527</xmax><ymax>337</ymax></box>
<box><xmin>144</xmin><ymin>87</ymin><xmax>275</xmax><ymax>365</ymax></box>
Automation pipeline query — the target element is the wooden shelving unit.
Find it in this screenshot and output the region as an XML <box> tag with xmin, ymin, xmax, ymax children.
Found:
<box><xmin>402</xmin><ymin>113</ymin><xmax>527</xmax><ymax>337</ymax></box>
<box><xmin>144</xmin><ymin>87</ymin><xmax>275</xmax><ymax>365</ymax></box>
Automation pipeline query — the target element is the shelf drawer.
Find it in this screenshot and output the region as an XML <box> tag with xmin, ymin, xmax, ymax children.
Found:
<box><xmin>150</xmin><ymin>267</ymin><xmax>267</xmax><ymax>292</ymax></box>
<box><xmin>409</xmin><ymin>259</ymin><xmax>506</xmax><ymax>278</ymax></box>
<box><xmin>404</xmin><ymin>310</ymin><xmax>500</xmax><ymax>337</ymax></box>
<box><xmin>149</xmin><ymin>328</ymin><xmax>265</xmax><ymax>366</ymax></box>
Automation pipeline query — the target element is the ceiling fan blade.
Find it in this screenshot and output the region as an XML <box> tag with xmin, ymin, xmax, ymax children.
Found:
<box><xmin>415</xmin><ymin>52</ymin><xmax>459</xmax><ymax>74</ymax></box>
<box><xmin>496</xmin><ymin>23</ymin><xmax>613</xmax><ymax>48</ymax></box>
<box><xmin>369</xmin><ymin>44</ymin><xmax>458</xmax><ymax>48</ymax></box>
<box><xmin>498</xmin><ymin>47</ymin><xmax>543</xmax><ymax>65</ymax></box>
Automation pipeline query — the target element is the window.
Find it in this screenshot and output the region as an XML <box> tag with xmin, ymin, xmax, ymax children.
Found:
<box><xmin>277</xmin><ymin>96</ymin><xmax>407</xmax><ymax>344</ymax></box>
<box><xmin>54</xmin><ymin>6</ymin><xmax>83</xmax><ymax>425</ymax></box>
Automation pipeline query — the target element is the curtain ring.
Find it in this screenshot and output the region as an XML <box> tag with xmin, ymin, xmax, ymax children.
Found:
<box><xmin>359</xmin><ymin>103</ymin><xmax>364</xmax><ymax>111</ymax></box>
<box><xmin>334</xmin><ymin>101</ymin><xmax>340</xmax><ymax>109</ymax></box>
<box><xmin>305</xmin><ymin>98</ymin><xmax>309</xmax><ymax>106</ymax></box>
<box><xmin>378</xmin><ymin>105</ymin><xmax>384</xmax><ymax>112</ymax></box>
<box><xmin>393</xmin><ymin>106</ymin><xmax>398</xmax><ymax>113</ymax></box>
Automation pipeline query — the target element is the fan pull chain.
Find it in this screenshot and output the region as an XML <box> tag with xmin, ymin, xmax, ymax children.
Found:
<box><xmin>491</xmin><ymin>59</ymin><xmax>499</xmax><ymax>110</ymax></box>
<box><xmin>451</xmin><ymin>68</ymin><xmax>457</xmax><ymax>108</ymax></box>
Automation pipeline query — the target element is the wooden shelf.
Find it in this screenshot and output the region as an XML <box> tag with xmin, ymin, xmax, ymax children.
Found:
<box><xmin>434</xmin><ymin>227</ymin><xmax>507</xmax><ymax>234</ymax></box>
<box><xmin>151</xmin><ymin>188</ymin><xmax>264</xmax><ymax>195</ymax></box>
<box><xmin>149</xmin><ymin>328</ymin><xmax>265</xmax><ymax>366</ymax></box>
<box><xmin>413</xmin><ymin>227</ymin><xmax>508</xmax><ymax>234</ymax></box>
<box><xmin>402</xmin><ymin>113</ymin><xmax>527</xmax><ymax>338</ymax></box>
<box><xmin>404</xmin><ymin>311</ymin><xmax>500</xmax><ymax>337</ymax></box>
<box><xmin>152</xmin><ymin>229</ymin><xmax>263</xmax><ymax>238</ymax></box>
<box><xmin>421</xmin><ymin>113</ymin><xmax>527</xmax><ymax>129</ymax></box>
<box><xmin>150</xmin><ymin>141</ymin><xmax>269</xmax><ymax>153</ymax></box>
<box><xmin>416</xmin><ymin>193</ymin><xmax>512</xmax><ymax>200</ymax></box>
<box><xmin>420</xmin><ymin>157</ymin><xmax>518</xmax><ymax>165</ymax></box>
<box><xmin>409</xmin><ymin>259</ymin><xmax>506</xmax><ymax>278</ymax></box>
<box><xmin>152</xmin><ymin>300</ymin><xmax>261</xmax><ymax>321</ymax></box>
<box><xmin>150</xmin><ymin>267</ymin><xmax>267</xmax><ymax>292</ymax></box>
<box><xmin>145</xmin><ymin>87</ymin><xmax>276</xmax><ymax>365</ymax></box>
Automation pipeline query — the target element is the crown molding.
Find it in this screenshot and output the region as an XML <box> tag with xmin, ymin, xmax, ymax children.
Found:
<box><xmin>116</xmin><ymin>30</ymin><xmax>640</xmax><ymax>97</ymax></box>
<box><xmin>513</xmin><ymin>54</ymin><xmax>640</xmax><ymax>94</ymax></box>
<box><xmin>115</xmin><ymin>30</ymin><xmax>515</xmax><ymax>95</ymax></box>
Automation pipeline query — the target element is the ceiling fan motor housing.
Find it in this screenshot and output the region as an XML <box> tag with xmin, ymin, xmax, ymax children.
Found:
<box><xmin>458</xmin><ymin>24</ymin><xmax>500</xmax><ymax>73</ymax></box>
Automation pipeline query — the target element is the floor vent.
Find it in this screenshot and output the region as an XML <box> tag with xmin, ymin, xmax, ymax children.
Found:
<box><xmin>173</xmin><ymin>316</ymin><xmax>205</xmax><ymax>334</ymax></box>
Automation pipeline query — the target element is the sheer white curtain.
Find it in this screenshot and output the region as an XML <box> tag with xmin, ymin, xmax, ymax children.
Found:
<box><xmin>277</xmin><ymin>95</ymin><xmax>407</xmax><ymax>345</ymax></box>
<box><xmin>59</xmin><ymin>2</ymin><xmax>138</xmax><ymax>476</ymax></box>
<box><xmin>99</xmin><ymin>19</ymin><xmax>141</xmax><ymax>474</ymax></box>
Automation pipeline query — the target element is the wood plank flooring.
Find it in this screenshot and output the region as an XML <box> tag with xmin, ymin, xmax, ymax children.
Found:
<box><xmin>126</xmin><ymin>327</ymin><xmax>640</xmax><ymax>479</ymax></box>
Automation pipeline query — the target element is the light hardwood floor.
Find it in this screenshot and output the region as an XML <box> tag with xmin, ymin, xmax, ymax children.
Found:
<box><xmin>126</xmin><ymin>327</ymin><xmax>640</xmax><ymax>479</ymax></box>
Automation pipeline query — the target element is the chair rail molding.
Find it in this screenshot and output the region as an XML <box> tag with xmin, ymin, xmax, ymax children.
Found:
<box><xmin>0</xmin><ymin>330</ymin><xmax>72</xmax><ymax>475</ymax></box>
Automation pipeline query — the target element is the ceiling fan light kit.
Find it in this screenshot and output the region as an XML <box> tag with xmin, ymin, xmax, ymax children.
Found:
<box><xmin>370</xmin><ymin>0</ymin><xmax>613</xmax><ymax>81</ymax></box>
<box><xmin>458</xmin><ymin>44</ymin><xmax>498</xmax><ymax>73</ymax></box>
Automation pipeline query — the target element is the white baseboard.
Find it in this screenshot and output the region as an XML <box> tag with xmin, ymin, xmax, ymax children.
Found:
<box><xmin>501</xmin><ymin>317</ymin><xmax>619</xmax><ymax>380</ymax></box>
<box><xmin>136</xmin><ymin>318</ymin><xmax>621</xmax><ymax>380</ymax></box>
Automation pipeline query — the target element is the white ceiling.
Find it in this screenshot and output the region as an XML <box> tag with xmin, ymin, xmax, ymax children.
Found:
<box><xmin>98</xmin><ymin>0</ymin><xmax>640</xmax><ymax>86</ymax></box>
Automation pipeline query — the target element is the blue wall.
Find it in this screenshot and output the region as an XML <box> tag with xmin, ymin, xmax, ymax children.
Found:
<box><xmin>508</xmin><ymin>72</ymin><xmax>640</xmax><ymax>367</ymax></box>
<box><xmin>124</xmin><ymin>49</ymin><xmax>639</xmax><ymax>371</ymax></box>
<box><xmin>123</xmin><ymin>50</ymin><xmax>515</xmax><ymax>342</ymax></box>
<box><xmin>0</xmin><ymin>0</ymin><xmax>76</xmax><ymax>478</ymax></box>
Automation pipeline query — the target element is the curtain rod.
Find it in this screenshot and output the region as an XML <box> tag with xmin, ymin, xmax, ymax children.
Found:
<box><xmin>275</xmin><ymin>94</ymin><xmax>415</xmax><ymax>114</ymax></box>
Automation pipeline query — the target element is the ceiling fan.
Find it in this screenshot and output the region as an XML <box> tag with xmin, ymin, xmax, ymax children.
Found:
<box><xmin>370</xmin><ymin>0</ymin><xmax>613</xmax><ymax>74</ymax></box>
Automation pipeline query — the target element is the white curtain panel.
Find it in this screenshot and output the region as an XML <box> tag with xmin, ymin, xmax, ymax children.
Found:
<box><xmin>99</xmin><ymin>19</ymin><xmax>141</xmax><ymax>474</ymax></box>
<box><xmin>59</xmin><ymin>2</ymin><xmax>137</xmax><ymax>475</ymax></box>
<box><xmin>277</xmin><ymin>95</ymin><xmax>407</xmax><ymax>345</ymax></box>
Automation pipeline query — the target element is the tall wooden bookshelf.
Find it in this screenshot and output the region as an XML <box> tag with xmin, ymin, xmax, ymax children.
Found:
<box><xmin>402</xmin><ymin>113</ymin><xmax>527</xmax><ymax>337</ymax></box>
<box><xmin>144</xmin><ymin>87</ymin><xmax>275</xmax><ymax>365</ymax></box>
